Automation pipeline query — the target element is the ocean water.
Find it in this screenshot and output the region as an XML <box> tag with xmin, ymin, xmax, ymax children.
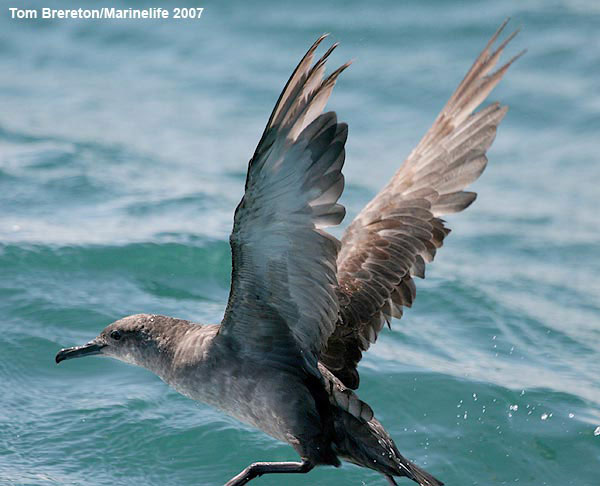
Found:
<box><xmin>1</xmin><ymin>0</ymin><xmax>599</xmax><ymax>485</ymax></box>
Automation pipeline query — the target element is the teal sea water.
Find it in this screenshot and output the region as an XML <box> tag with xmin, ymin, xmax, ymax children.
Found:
<box><xmin>1</xmin><ymin>0</ymin><xmax>599</xmax><ymax>485</ymax></box>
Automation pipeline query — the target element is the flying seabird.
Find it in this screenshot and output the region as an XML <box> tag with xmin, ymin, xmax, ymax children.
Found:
<box><xmin>56</xmin><ymin>20</ymin><xmax>523</xmax><ymax>486</ymax></box>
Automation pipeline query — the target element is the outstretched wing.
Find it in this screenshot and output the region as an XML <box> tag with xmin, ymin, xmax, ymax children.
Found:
<box><xmin>320</xmin><ymin>20</ymin><xmax>524</xmax><ymax>389</ymax></box>
<box><xmin>218</xmin><ymin>36</ymin><xmax>351</xmax><ymax>373</ymax></box>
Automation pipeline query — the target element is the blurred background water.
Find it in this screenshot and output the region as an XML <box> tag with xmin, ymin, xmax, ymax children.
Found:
<box><xmin>1</xmin><ymin>0</ymin><xmax>599</xmax><ymax>485</ymax></box>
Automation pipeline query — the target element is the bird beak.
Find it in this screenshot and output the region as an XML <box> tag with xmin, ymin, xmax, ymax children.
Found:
<box><xmin>55</xmin><ymin>341</ymin><xmax>106</xmax><ymax>364</ymax></box>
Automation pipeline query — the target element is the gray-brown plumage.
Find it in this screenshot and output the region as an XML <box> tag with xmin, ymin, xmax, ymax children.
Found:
<box><xmin>55</xmin><ymin>22</ymin><xmax>522</xmax><ymax>486</ymax></box>
<box><xmin>321</xmin><ymin>20</ymin><xmax>525</xmax><ymax>389</ymax></box>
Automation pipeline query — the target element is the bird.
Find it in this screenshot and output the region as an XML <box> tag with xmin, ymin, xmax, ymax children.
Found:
<box><xmin>55</xmin><ymin>20</ymin><xmax>523</xmax><ymax>486</ymax></box>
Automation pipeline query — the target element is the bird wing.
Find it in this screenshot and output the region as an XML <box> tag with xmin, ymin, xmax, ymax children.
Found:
<box><xmin>218</xmin><ymin>36</ymin><xmax>350</xmax><ymax>372</ymax></box>
<box><xmin>320</xmin><ymin>20</ymin><xmax>525</xmax><ymax>389</ymax></box>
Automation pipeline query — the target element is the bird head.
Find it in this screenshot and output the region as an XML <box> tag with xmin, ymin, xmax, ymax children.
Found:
<box><xmin>55</xmin><ymin>314</ymin><xmax>173</xmax><ymax>370</ymax></box>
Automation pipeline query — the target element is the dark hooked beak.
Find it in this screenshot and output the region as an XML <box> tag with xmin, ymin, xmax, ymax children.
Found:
<box><xmin>55</xmin><ymin>341</ymin><xmax>105</xmax><ymax>364</ymax></box>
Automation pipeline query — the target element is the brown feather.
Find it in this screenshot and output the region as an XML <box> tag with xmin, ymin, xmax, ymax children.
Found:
<box><xmin>322</xmin><ymin>22</ymin><xmax>522</xmax><ymax>389</ymax></box>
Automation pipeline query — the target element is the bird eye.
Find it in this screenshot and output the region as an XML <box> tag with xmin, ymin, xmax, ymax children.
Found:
<box><xmin>110</xmin><ymin>330</ymin><xmax>122</xmax><ymax>341</ymax></box>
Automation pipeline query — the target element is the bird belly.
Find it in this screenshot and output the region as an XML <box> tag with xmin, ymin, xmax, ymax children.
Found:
<box><xmin>166</xmin><ymin>359</ymin><xmax>335</xmax><ymax>462</ymax></box>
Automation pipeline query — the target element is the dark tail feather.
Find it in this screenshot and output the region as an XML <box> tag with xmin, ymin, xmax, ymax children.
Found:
<box><xmin>394</xmin><ymin>454</ymin><xmax>444</xmax><ymax>486</ymax></box>
<box><xmin>332</xmin><ymin>406</ymin><xmax>443</xmax><ymax>486</ymax></box>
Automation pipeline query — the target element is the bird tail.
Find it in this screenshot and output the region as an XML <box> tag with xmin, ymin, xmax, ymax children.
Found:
<box><xmin>332</xmin><ymin>407</ymin><xmax>443</xmax><ymax>486</ymax></box>
<box><xmin>390</xmin><ymin>450</ymin><xmax>445</xmax><ymax>486</ymax></box>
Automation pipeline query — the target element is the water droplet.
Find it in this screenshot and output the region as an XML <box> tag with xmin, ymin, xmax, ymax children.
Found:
<box><xmin>594</xmin><ymin>426</ymin><xmax>600</xmax><ymax>436</ymax></box>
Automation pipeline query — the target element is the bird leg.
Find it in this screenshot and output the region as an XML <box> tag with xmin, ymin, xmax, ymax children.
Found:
<box><xmin>224</xmin><ymin>460</ymin><xmax>314</xmax><ymax>486</ymax></box>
